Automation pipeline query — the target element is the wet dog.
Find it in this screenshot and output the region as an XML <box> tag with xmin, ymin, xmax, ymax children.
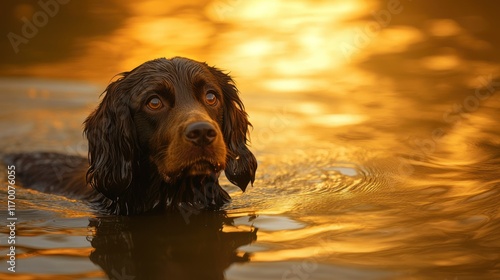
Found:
<box><xmin>4</xmin><ymin>57</ymin><xmax>257</xmax><ymax>215</ymax></box>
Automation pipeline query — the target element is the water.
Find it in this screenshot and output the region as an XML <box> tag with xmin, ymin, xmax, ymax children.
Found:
<box><xmin>1</xmin><ymin>0</ymin><xmax>499</xmax><ymax>279</ymax></box>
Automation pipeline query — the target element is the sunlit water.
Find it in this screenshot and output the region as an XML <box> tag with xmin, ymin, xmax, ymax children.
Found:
<box><xmin>1</xmin><ymin>1</ymin><xmax>500</xmax><ymax>279</ymax></box>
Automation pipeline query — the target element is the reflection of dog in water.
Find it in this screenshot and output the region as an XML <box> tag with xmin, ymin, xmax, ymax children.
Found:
<box><xmin>88</xmin><ymin>212</ymin><xmax>257</xmax><ymax>280</ymax></box>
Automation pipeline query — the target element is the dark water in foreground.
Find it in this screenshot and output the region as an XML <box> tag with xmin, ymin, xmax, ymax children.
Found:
<box><xmin>1</xmin><ymin>1</ymin><xmax>500</xmax><ymax>279</ymax></box>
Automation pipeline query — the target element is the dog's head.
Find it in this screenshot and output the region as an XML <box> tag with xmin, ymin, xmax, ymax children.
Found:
<box><xmin>84</xmin><ymin>57</ymin><xmax>257</xmax><ymax>202</ymax></box>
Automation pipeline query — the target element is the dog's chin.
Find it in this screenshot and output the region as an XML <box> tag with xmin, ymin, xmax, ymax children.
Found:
<box><xmin>161</xmin><ymin>160</ymin><xmax>224</xmax><ymax>181</ymax></box>
<box><xmin>185</xmin><ymin>160</ymin><xmax>221</xmax><ymax>176</ymax></box>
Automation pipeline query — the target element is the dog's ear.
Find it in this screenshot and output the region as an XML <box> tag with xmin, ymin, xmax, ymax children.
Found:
<box><xmin>84</xmin><ymin>74</ymin><xmax>138</xmax><ymax>200</ymax></box>
<box><xmin>209</xmin><ymin>66</ymin><xmax>257</xmax><ymax>191</ymax></box>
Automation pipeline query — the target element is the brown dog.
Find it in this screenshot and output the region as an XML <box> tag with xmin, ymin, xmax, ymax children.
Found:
<box><xmin>5</xmin><ymin>57</ymin><xmax>257</xmax><ymax>215</ymax></box>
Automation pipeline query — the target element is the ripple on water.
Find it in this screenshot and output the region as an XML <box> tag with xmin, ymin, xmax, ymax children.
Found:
<box><xmin>234</xmin><ymin>147</ymin><xmax>393</xmax><ymax>212</ymax></box>
<box><xmin>256</xmin><ymin>151</ymin><xmax>383</xmax><ymax>194</ymax></box>
<box><xmin>232</xmin><ymin>214</ymin><xmax>306</xmax><ymax>231</ymax></box>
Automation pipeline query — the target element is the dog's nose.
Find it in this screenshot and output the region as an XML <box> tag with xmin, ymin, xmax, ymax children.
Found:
<box><xmin>185</xmin><ymin>122</ymin><xmax>217</xmax><ymax>146</ymax></box>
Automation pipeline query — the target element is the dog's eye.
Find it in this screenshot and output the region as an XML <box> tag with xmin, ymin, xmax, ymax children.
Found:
<box><xmin>147</xmin><ymin>97</ymin><xmax>163</xmax><ymax>110</ymax></box>
<box><xmin>205</xmin><ymin>91</ymin><xmax>218</xmax><ymax>106</ymax></box>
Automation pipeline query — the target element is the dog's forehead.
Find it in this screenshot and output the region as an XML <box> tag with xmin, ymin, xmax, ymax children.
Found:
<box><xmin>141</xmin><ymin>57</ymin><xmax>215</xmax><ymax>83</ymax></box>
<box><xmin>137</xmin><ymin>58</ymin><xmax>221</xmax><ymax>94</ymax></box>
<box><xmin>126</xmin><ymin>57</ymin><xmax>223</xmax><ymax>109</ymax></box>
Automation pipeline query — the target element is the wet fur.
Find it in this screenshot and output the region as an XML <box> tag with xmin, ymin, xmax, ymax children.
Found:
<box><xmin>3</xmin><ymin>57</ymin><xmax>257</xmax><ymax>215</ymax></box>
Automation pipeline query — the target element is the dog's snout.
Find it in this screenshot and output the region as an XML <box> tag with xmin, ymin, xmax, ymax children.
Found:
<box><xmin>185</xmin><ymin>122</ymin><xmax>217</xmax><ymax>146</ymax></box>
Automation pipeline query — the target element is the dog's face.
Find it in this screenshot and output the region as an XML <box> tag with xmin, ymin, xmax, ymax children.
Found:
<box><xmin>131</xmin><ymin>58</ymin><xmax>227</xmax><ymax>178</ymax></box>
<box><xmin>84</xmin><ymin>57</ymin><xmax>257</xmax><ymax>204</ymax></box>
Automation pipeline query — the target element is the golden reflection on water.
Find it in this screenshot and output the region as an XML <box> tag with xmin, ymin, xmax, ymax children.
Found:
<box><xmin>4</xmin><ymin>0</ymin><xmax>390</xmax><ymax>92</ymax></box>
<box><xmin>3</xmin><ymin>0</ymin><xmax>441</xmax><ymax>148</ymax></box>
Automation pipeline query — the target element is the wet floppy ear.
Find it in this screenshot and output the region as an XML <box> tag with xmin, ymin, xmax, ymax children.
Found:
<box><xmin>209</xmin><ymin>66</ymin><xmax>257</xmax><ymax>191</ymax></box>
<box><xmin>84</xmin><ymin>75</ymin><xmax>138</xmax><ymax>199</ymax></box>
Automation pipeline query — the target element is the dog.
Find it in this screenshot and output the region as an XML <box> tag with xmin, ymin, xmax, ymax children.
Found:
<box><xmin>4</xmin><ymin>57</ymin><xmax>257</xmax><ymax>215</ymax></box>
